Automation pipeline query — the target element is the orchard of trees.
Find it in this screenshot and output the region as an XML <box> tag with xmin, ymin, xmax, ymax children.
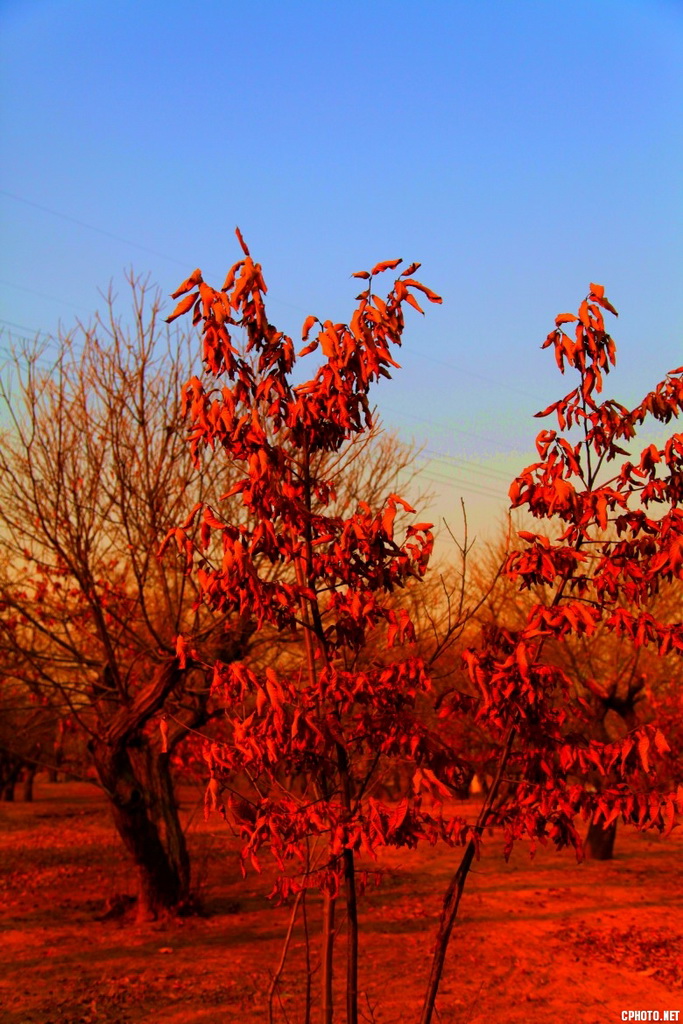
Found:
<box><xmin>0</xmin><ymin>236</ymin><xmax>681</xmax><ymax>1022</ymax></box>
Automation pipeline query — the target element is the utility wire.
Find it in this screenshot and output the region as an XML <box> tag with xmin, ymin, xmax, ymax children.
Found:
<box><xmin>0</xmin><ymin>188</ymin><xmax>190</xmax><ymax>269</ymax></box>
<box><xmin>0</xmin><ymin>318</ymin><xmax>46</xmax><ymax>337</ymax></box>
<box><xmin>0</xmin><ymin>188</ymin><xmax>310</xmax><ymax>317</ymax></box>
<box><xmin>402</xmin><ymin>349</ymin><xmax>540</xmax><ymax>401</ymax></box>
<box><xmin>420</xmin><ymin>448</ymin><xmax>515</xmax><ymax>484</ymax></box>
<box><xmin>0</xmin><ymin>277</ymin><xmax>92</xmax><ymax>314</ymax></box>
<box><xmin>1</xmin><ymin>189</ymin><xmax>534</xmax><ymax>498</ymax></box>
<box><xmin>1</xmin><ymin>187</ymin><xmax>545</xmax><ymax>394</ymax></box>
<box><xmin>381</xmin><ymin>403</ymin><xmax>520</xmax><ymax>454</ymax></box>
<box><xmin>421</xmin><ymin>467</ymin><xmax>505</xmax><ymax>502</ymax></box>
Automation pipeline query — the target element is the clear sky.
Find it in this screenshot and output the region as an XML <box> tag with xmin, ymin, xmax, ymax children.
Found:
<box><xmin>1</xmin><ymin>0</ymin><xmax>681</xmax><ymax>548</ymax></box>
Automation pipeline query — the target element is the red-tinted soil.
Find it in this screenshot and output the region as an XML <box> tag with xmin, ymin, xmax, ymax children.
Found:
<box><xmin>1</xmin><ymin>781</ymin><xmax>681</xmax><ymax>1023</ymax></box>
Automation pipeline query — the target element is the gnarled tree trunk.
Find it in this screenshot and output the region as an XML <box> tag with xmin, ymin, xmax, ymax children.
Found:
<box><xmin>130</xmin><ymin>741</ymin><xmax>191</xmax><ymax>900</ymax></box>
<box><xmin>90</xmin><ymin>657</ymin><xmax>190</xmax><ymax>921</ymax></box>
<box><xmin>91</xmin><ymin>739</ymin><xmax>188</xmax><ymax>920</ymax></box>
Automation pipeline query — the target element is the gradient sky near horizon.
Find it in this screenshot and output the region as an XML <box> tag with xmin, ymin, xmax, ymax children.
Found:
<box><xmin>1</xmin><ymin>0</ymin><xmax>681</xmax><ymax>549</ymax></box>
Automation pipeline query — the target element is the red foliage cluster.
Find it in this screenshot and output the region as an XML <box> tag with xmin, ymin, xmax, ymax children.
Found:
<box><xmin>166</xmin><ymin>241</ymin><xmax>681</xmax><ymax>1023</ymax></box>
<box><xmin>457</xmin><ymin>284</ymin><xmax>683</xmax><ymax>859</ymax></box>
<box><xmin>161</xmin><ymin>232</ymin><xmax>463</xmax><ymax>903</ymax></box>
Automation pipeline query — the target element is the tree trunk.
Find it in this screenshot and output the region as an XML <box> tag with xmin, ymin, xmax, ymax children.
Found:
<box><xmin>420</xmin><ymin>838</ymin><xmax>477</xmax><ymax>1024</ymax></box>
<box><xmin>51</xmin><ymin>720</ymin><xmax>65</xmax><ymax>783</ymax></box>
<box><xmin>153</xmin><ymin>751</ymin><xmax>191</xmax><ymax>896</ymax></box>
<box><xmin>1</xmin><ymin>760</ymin><xmax>22</xmax><ymax>801</ymax></box>
<box><xmin>22</xmin><ymin>764</ymin><xmax>37</xmax><ymax>802</ymax></box>
<box><xmin>320</xmin><ymin>893</ymin><xmax>335</xmax><ymax>1024</ymax></box>
<box><xmin>453</xmin><ymin>767</ymin><xmax>474</xmax><ymax>800</ymax></box>
<box><xmin>585</xmin><ymin>819</ymin><xmax>618</xmax><ymax>860</ymax></box>
<box><xmin>86</xmin><ymin>657</ymin><xmax>193</xmax><ymax>920</ymax></box>
<box><xmin>91</xmin><ymin>740</ymin><xmax>189</xmax><ymax>920</ymax></box>
<box><xmin>421</xmin><ymin>727</ymin><xmax>516</xmax><ymax>1024</ymax></box>
<box><xmin>130</xmin><ymin>743</ymin><xmax>191</xmax><ymax>900</ymax></box>
<box><xmin>344</xmin><ymin>848</ymin><xmax>358</xmax><ymax>1024</ymax></box>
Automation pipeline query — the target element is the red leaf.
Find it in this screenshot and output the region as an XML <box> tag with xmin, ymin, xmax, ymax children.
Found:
<box><xmin>371</xmin><ymin>258</ymin><xmax>402</xmax><ymax>275</ymax></box>
<box><xmin>404</xmin><ymin>292</ymin><xmax>424</xmax><ymax>315</ymax></box>
<box><xmin>387</xmin><ymin>494</ymin><xmax>415</xmax><ymax>514</ymax></box>
<box><xmin>171</xmin><ymin>269</ymin><xmax>203</xmax><ymax>299</ymax></box>
<box><xmin>203</xmin><ymin>507</ymin><xmax>226</xmax><ymax>530</ymax></box>
<box><xmin>222</xmin><ymin>261</ymin><xmax>245</xmax><ymax>290</ymax></box>
<box><xmin>299</xmin><ymin>339</ymin><xmax>320</xmax><ymax>357</ymax></box>
<box><xmin>654</xmin><ymin>730</ymin><xmax>670</xmax><ymax>755</ymax></box>
<box><xmin>180</xmin><ymin>502</ymin><xmax>203</xmax><ymax>529</ymax></box>
<box><xmin>301</xmin><ymin>314</ymin><xmax>319</xmax><ymax>340</ymax></box>
<box><xmin>638</xmin><ymin>734</ymin><xmax>650</xmax><ymax>773</ymax></box>
<box><xmin>166</xmin><ymin>292</ymin><xmax>198</xmax><ymax>323</ymax></box>
<box><xmin>663</xmin><ymin>797</ymin><xmax>676</xmax><ymax>837</ymax></box>
<box><xmin>402</xmin><ymin>279</ymin><xmax>443</xmax><ymax>304</ymax></box>
<box><xmin>175</xmin><ymin>634</ymin><xmax>193</xmax><ymax>669</ymax></box>
<box><xmin>235</xmin><ymin>226</ymin><xmax>250</xmax><ymax>256</ymax></box>
<box><xmin>219</xmin><ymin>480</ymin><xmax>247</xmax><ymax>501</ymax></box>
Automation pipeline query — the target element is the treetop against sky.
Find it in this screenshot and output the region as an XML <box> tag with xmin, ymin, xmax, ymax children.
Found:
<box><xmin>0</xmin><ymin>0</ymin><xmax>680</xmax><ymax>536</ymax></box>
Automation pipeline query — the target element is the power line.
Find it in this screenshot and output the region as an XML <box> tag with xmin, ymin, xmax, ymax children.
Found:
<box><xmin>0</xmin><ymin>188</ymin><xmax>545</xmax><ymax>399</ymax></box>
<box><xmin>416</xmin><ymin>452</ymin><xmax>515</xmax><ymax>498</ymax></box>
<box><xmin>0</xmin><ymin>318</ymin><xmax>46</xmax><ymax>337</ymax></box>
<box><xmin>420</xmin><ymin>448</ymin><xmax>515</xmax><ymax>484</ymax></box>
<box><xmin>0</xmin><ymin>336</ymin><xmax>523</xmax><ymax>503</ymax></box>
<box><xmin>0</xmin><ymin>326</ymin><xmax>523</xmax><ymax>502</ymax></box>
<box><xmin>0</xmin><ymin>188</ymin><xmax>311</xmax><ymax>318</ymax></box>
<box><xmin>381</xmin><ymin>402</ymin><xmax>520</xmax><ymax>453</ymax></box>
<box><xmin>421</xmin><ymin>467</ymin><xmax>506</xmax><ymax>502</ymax></box>
<box><xmin>1</xmin><ymin>189</ymin><xmax>539</xmax><ymax>499</ymax></box>
<box><xmin>0</xmin><ymin>188</ymin><xmax>190</xmax><ymax>269</ymax></box>
<box><xmin>403</xmin><ymin>349</ymin><xmax>540</xmax><ymax>401</ymax></box>
<box><xmin>0</xmin><ymin>277</ymin><xmax>92</xmax><ymax>313</ymax></box>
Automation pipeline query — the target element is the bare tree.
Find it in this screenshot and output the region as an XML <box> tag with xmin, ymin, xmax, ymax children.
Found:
<box><xmin>0</xmin><ymin>276</ymin><xmax>251</xmax><ymax>919</ymax></box>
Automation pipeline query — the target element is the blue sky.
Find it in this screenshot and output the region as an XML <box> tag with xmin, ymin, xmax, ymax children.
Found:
<box><xmin>1</xmin><ymin>0</ymin><xmax>681</xmax><ymax>545</ymax></box>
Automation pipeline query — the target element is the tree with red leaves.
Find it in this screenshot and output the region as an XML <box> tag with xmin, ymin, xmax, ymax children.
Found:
<box><xmin>164</xmin><ymin>233</ymin><xmax>483</xmax><ymax>1024</ymax></box>
<box><xmin>168</xmin><ymin>242</ymin><xmax>681</xmax><ymax>1022</ymax></box>
<box><xmin>420</xmin><ymin>284</ymin><xmax>682</xmax><ymax>1023</ymax></box>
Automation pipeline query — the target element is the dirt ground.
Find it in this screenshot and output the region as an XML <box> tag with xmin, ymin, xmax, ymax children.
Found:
<box><xmin>0</xmin><ymin>781</ymin><xmax>681</xmax><ymax>1024</ymax></box>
